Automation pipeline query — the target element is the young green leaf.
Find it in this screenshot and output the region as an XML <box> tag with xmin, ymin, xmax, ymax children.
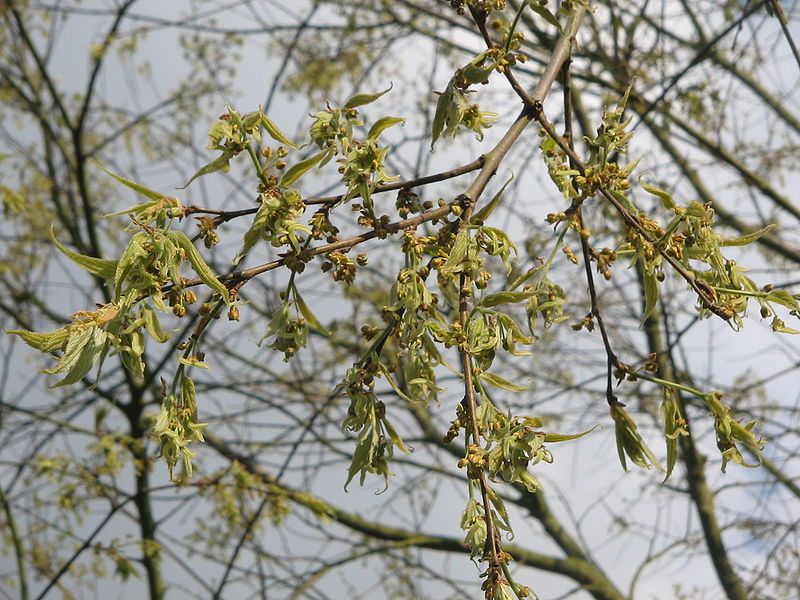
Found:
<box><xmin>48</xmin><ymin>327</ymin><xmax>108</xmax><ymax>388</ymax></box>
<box><xmin>430</xmin><ymin>87</ymin><xmax>453</xmax><ymax>149</ymax></box>
<box><xmin>279</xmin><ymin>151</ymin><xmax>326</xmax><ymax>188</ymax></box>
<box><xmin>528</xmin><ymin>3</ymin><xmax>563</xmax><ymax>31</ymax></box>
<box><xmin>114</xmin><ymin>232</ymin><xmax>150</xmax><ymax>298</ymax></box>
<box><xmin>639</xmin><ymin>178</ymin><xmax>676</xmax><ymax>211</ymax></box>
<box><xmin>770</xmin><ymin>317</ymin><xmax>800</xmax><ymax>334</ymax></box>
<box><xmin>661</xmin><ymin>388</ymin><xmax>687</xmax><ymax>479</ymax></box>
<box><xmin>45</xmin><ymin>326</ymin><xmax>96</xmax><ymax>376</ymax></box>
<box><xmin>179</xmin><ymin>151</ymin><xmax>234</xmax><ymax>189</ymax></box>
<box><xmin>233</xmin><ymin>201</ymin><xmax>270</xmax><ymax>265</ymax></box>
<box><xmin>485</xmin><ymin>486</ymin><xmax>512</xmax><ymax>530</ymax></box>
<box><xmin>294</xmin><ymin>289</ymin><xmax>331</xmax><ymax>335</ymax></box>
<box><xmin>178</xmin><ymin>355</ymin><xmax>210</xmax><ymax>369</ymax></box>
<box><xmin>344</xmin><ymin>434</ymin><xmax>374</xmax><ymax>491</ymax></box>
<box><xmin>367</xmin><ymin>116</ymin><xmax>405</xmax><ymax>141</ymax></box>
<box><xmin>142</xmin><ymin>305</ymin><xmax>172</xmax><ymax>343</ymax></box>
<box><xmin>261</xmin><ymin>114</ymin><xmax>298</xmax><ymax>149</ymax></box>
<box><xmin>480</xmin><ymin>290</ymin><xmax>537</xmax><ymax>308</ymax></box>
<box><xmin>343</xmin><ymin>84</ymin><xmax>392</xmax><ymax>109</ymax></box>
<box><xmin>721</xmin><ymin>224</ymin><xmax>777</xmax><ymax>247</ymax></box>
<box><xmin>102</xmin><ymin>168</ymin><xmax>164</xmax><ymax>201</ymax></box>
<box><xmin>479</xmin><ymin>371</ymin><xmax>529</xmax><ymax>392</ymax></box>
<box><xmin>542</xmin><ymin>425</ymin><xmax>599</xmax><ymax>443</ymax></box>
<box><xmin>440</xmin><ymin>228</ymin><xmax>470</xmax><ymax>276</ymax></box>
<box><xmin>641</xmin><ymin>270</ymin><xmax>659</xmax><ymax>325</ymax></box>
<box><xmin>611</xmin><ymin>403</ymin><xmax>664</xmax><ymax>472</ymax></box>
<box><xmin>471</xmin><ymin>174</ymin><xmax>514</xmax><ymax>224</ymax></box>
<box><xmin>50</xmin><ymin>227</ymin><xmax>118</xmax><ymax>279</ymax></box>
<box><xmin>382</xmin><ymin>418</ymin><xmax>411</xmax><ymax>454</ymax></box>
<box><xmin>168</xmin><ymin>232</ymin><xmax>230</xmax><ymax>303</ymax></box>
<box><xmin>8</xmin><ymin>327</ymin><xmax>71</xmax><ymax>352</ymax></box>
<box><xmin>765</xmin><ymin>289</ymin><xmax>800</xmax><ymax>310</ymax></box>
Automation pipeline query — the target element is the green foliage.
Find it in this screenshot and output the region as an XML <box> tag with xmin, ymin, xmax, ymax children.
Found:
<box><xmin>6</xmin><ymin>4</ymin><xmax>797</xmax><ymax>597</ymax></box>
<box><xmin>611</xmin><ymin>402</ymin><xmax>663</xmax><ymax>472</ymax></box>
<box><xmin>342</xmin><ymin>361</ymin><xmax>411</xmax><ymax>491</ymax></box>
<box><xmin>431</xmin><ymin>52</ymin><xmax>499</xmax><ymax>147</ymax></box>
<box><xmin>152</xmin><ymin>372</ymin><xmax>206</xmax><ymax>481</ymax></box>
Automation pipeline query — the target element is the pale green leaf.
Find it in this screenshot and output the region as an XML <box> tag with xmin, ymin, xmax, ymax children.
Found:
<box><xmin>382</xmin><ymin>418</ymin><xmax>411</xmax><ymax>454</ymax></box>
<box><xmin>641</xmin><ymin>270</ymin><xmax>659</xmax><ymax>325</ymax></box>
<box><xmin>261</xmin><ymin>114</ymin><xmax>298</xmax><ymax>149</ymax></box>
<box><xmin>52</xmin><ymin>327</ymin><xmax>107</xmax><ymax>387</ymax></box>
<box><xmin>168</xmin><ymin>231</ymin><xmax>230</xmax><ymax>303</ymax></box>
<box><xmin>344</xmin><ymin>434</ymin><xmax>373</xmax><ymax>491</ymax></box>
<box><xmin>661</xmin><ymin>388</ymin><xmax>686</xmax><ymax>479</ymax></box>
<box><xmin>114</xmin><ymin>232</ymin><xmax>150</xmax><ymax>298</ymax></box>
<box><xmin>528</xmin><ymin>3</ymin><xmax>562</xmax><ymax>31</ymax></box>
<box><xmin>480</xmin><ymin>290</ymin><xmax>537</xmax><ymax>308</ymax></box>
<box><xmin>765</xmin><ymin>289</ymin><xmax>800</xmax><ymax>310</ymax></box>
<box><xmin>45</xmin><ymin>326</ymin><xmax>95</xmax><ymax>375</ymax></box>
<box><xmin>367</xmin><ymin>116</ymin><xmax>405</xmax><ymax>141</ymax></box>
<box><xmin>295</xmin><ymin>289</ymin><xmax>331</xmax><ymax>335</ymax></box>
<box><xmin>178</xmin><ymin>355</ymin><xmax>210</xmax><ymax>369</ymax></box>
<box><xmin>180</xmin><ymin>151</ymin><xmax>234</xmax><ymax>189</ymax></box>
<box><xmin>343</xmin><ymin>84</ymin><xmax>392</xmax><ymax>109</ymax></box>
<box><xmin>721</xmin><ymin>224</ymin><xmax>777</xmax><ymax>247</ymax></box>
<box><xmin>430</xmin><ymin>87</ymin><xmax>452</xmax><ymax>148</ymax></box>
<box><xmin>50</xmin><ymin>227</ymin><xmax>117</xmax><ymax>279</ymax></box>
<box><xmin>181</xmin><ymin>375</ymin><xmax>196</xmax><ymax>408</ymax></box>
<box><xmin>8</xmin><ymin>327</ymin><xmax>71</xmax><ymax>352</ymax></box>
<box><xmin>233</xmin><ymin>200</ymin><xmax>270</xmax><ymax>265</ymax></box>
<box><xmin>639</xmin><ymin>178</ymin><xmax>676</xmax><ymax>211</ymax></box>
<box><xmin>471</xmin><ymin>174</ymin><xmax>514</xmax><ymax>224</ymax></box>
<box><xmin>771</xmin><ymin>317</ymin><xmax>800</xmax><ymax>334</ymax></box>
<box><xmin>279</xmin><ymin>151</ymin><xmax>326</xmax><ymax>188</ymax></box>
<box><xmin>142</xmin><ymin>305</ymin><xmax>171</xmax><ymax>343</ymax></box>
<box><xmin>542</xmin><ymin>425</ymin><xmax>599</xmax><ymax>443</ymax></box>
<box><xmin>102</xmin><ymin>168</ymin><xmax>163</xmax><ymax>201</ymax></box>
<box><xmin>479</xmin><ymin>371</ymin><xmax>528</xmax><ymax>392</ymax></box>
<box><xmin>485</xmin><ymin>486</ymin><xmax>511</xmax><ymax>530</ymax></box>
<box><xmin>440</xmin><ymin>228</ymin><xmax>470</xmax><ymax>275</ymax></box>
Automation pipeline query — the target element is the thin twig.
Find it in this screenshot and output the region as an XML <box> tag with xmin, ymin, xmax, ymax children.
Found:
<box><xmin>561</xmin><ymin>62</ymin><xmax>623</xmax><ymax>407</ymax></box>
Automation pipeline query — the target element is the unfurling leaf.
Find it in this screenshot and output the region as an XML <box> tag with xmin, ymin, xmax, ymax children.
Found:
<box><xmin>8</xmin><ymin>327</ymin><xmax>71</xmax><ymax>352</ymax></box>
<box><xmin>344</xmin><ymin>433</ymin><xmax>375</xmax><ymax>491</ymax></box>
<box><xmin>343</xmin><ymin>84</ymin><xmax>392</xmax><ymax>109</ymax></box>
<box><xmin>542</xmin><ymin>425</ymin><xmax>599</xmax><ymax>443</ymax></box>
<box><xmin>168</xmin><ymin>232</ymin><xmax>230</xmax><ymax>302</ymax></box>
<box><xmin>261</xmin><ymin>113</ymin><xmax>298</xmax><ymax>149</ymax></box>
<box><xmin>471</xmin><ymin>174</ymin><xmax>514</xmax><ymax>224</ymax></box>
<box><xmin>721</xmin><ymin>224</ymin><xmax>777</xmax><ymax>247</ymax></box>
<box><xmin>180</xmin><ymin>151</ymin><xmax>234</xmax><ymax>189</ymax></box>
<box><xmin>43</xmin><ymin>325</ymin><xmax>108</xmax><ymax>388</ymax></box>
<box><xmin>382</xmin><ymin>418</ymin><xmax>411</xmax><ymax>455</ymax></box>
<box><xmin>479</xmin><ymin>371</ymin><xmax>529</xmax><ymax>392</ymax></box>
<box><xmin>102</xmin><ymin>168</ymin><xmax>164</xmax><ymax>201</ymax></box>
<box><xmin>765</xmin><ymin>288</ymin><xmax>800</xmax><ymax>311</ymax></box>
<box><xmin>114</xmin><ymin>232</ymin><xmax>150</xmax><ymax>299</ymax></box>
<box><xmin>233</xmin><ymin>200</ymin><xmax>270</xmax><ymax>265</ymax></box>
<box><xmin>50</xmin><ymin>227</ymin><xmax>118</xmax><ymax>279</ymax></box>
<box><xmin>294</xmin><ymin>289</ymin><xmax>330</xmax><ymax>336</ymax></box>
<box><xmin>279</xmin><ymin>151</ymin><xmax>326</xmax><ymax>188</ymax></box>
<box><xmin>528</xmin><ymin>2</ymin><xmax>562</xmax><ymax>31</ymax></box>
<box><xmin>430</xmin><ymin>87</ymin><xmax>452</xmax><ymax>148</ymax></box>
<box><xmin>367</xmin><ymin>116</ymin><xmax>405</xmax><ymax>141</ymax></box>
<box><xmin>440</xmin><ymin>228</ymin><xmax>471</xmax><ymax>276</ymax></box>
<box><xmin>480</xmin><ymin>290</ymin><xmax>537</xmax><ymax>308</ymax></box>
<box><xmin>639</xmin><ymin>178</ymin><xmax>676</xmax><ymax>211</ymax></box>
<box><xmin>610</xmin><ymin>403</ymin><xmax>663</xmax><ymax>472</ymax></box>
<box><xmin>661</xmin><ymin>387</ymin><xmax>687</xmax><ymax>479</ymax></box>
<box><xmin>641</xmin><ymin>270</ymin><xmax>659</xmax><ymax>325</ymax></box>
